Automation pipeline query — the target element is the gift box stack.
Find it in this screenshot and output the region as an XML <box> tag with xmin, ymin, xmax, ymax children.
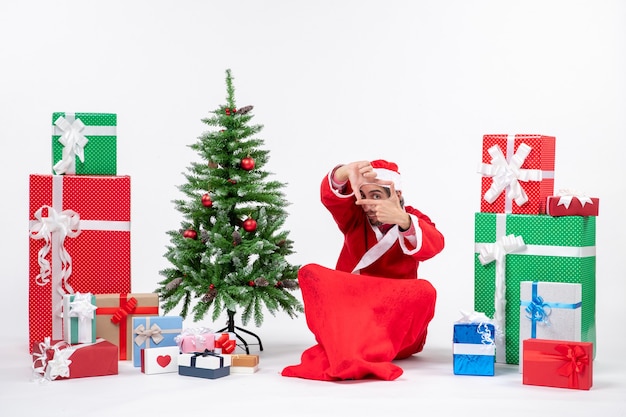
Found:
<box><xmin>28</xmin><ymin>112</ymin><xmax>131</xmax><ymax>380</ymax></box>
<box><xmin>472</xmin><ymin>133</ymin><xmax>597</xmax><ymax>390</ymax></box>
<box><xmin>173</xmin><ymin>328</ymin><xmax>259</xmax><ymax>378</ymax></box>
<box><xmin>28</xmin><ymin>113</ymin><xmax>173</xmax><ymax>380</ymax></box>
<box><xmin>28</xmin><ymin>112</ymin><xmax>257</xmax><ymax>382</ymax></box>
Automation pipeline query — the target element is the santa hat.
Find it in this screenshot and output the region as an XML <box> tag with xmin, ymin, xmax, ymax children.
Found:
<box><xmin>371</xmin><ymin>159</ymin><xmax>402</xmax><ymax>191</ymax></box>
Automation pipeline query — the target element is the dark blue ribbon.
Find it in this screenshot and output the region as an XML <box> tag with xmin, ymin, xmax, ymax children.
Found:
<box><xmin>190</xmin><ymin>350</ymin><xmax>224</xmax><ymax>367</ymax></box>
<box><xmin>520</xmin><ymin>281</ymin><xmax>582</xmax><ymax>338</ymax></box>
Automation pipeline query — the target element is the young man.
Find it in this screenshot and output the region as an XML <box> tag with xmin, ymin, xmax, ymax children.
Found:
<box><xmin>323</xmin><ymin>159</ymin><xmax>445</xmax><ymax>279</ymax></box>
<box><xmin>282</xmin><ymin>159</ymin><xmax>445</xmax><ymax>381</ymax></box>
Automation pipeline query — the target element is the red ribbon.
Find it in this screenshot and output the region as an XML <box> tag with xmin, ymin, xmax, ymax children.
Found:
<box><xmin>526</xmin><ymin>343</ymin><xmax>589</xmax><ymax>389</ymax></box>
<box><xmin>96</xmin><ymin>294</ymin><xmax>158</xmax><ymax>360</ymax></box>
<box><xmin>215</xmin><ymin>333</ymin><xmax>237</xmax><ymax>354</ymax></box>
<box><xmin>110</xmin><ymin>297</ymin><xmax>138</xmax><ymax>324</ymax></box>
<box><xmin>554</xmin><ymin>344</ymin><xmax>589</xmax><ymax>388</ymax></box>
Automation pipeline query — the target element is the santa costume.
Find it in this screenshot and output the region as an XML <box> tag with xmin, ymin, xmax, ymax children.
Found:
<box><xmin>282</xmin><ymin>160</ymin><xmax>445</xmax><ymax>381</ymax></box>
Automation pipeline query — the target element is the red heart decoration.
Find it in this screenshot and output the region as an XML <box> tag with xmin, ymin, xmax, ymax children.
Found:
<box><xmin>157</xmin><ymin>355</ymin><xmax>171</xmax><ymax>368</ymax></box>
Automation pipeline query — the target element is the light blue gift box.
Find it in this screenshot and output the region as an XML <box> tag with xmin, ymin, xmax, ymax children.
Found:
<box><xmin>453</xmin><ymin>322</ymin><xmax>496</xmax><ymax>376</ymax></box>
<box><xmin>132</xmin><ymin>315</ymin><xmax>183</xmax><ymax>367</ymax></box>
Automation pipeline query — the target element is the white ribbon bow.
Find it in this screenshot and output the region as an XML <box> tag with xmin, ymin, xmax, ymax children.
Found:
<box><xmin>68</xmin><ymin>292</ymin><xmax>97</xmax><ymax>321</ymax></box>
<box><xmin>32</xmin><ymin>338</ymin><xmax>105</xmax><ymax>382</ymax></box>
<box><xmin>45</xmin><ymin>348</ymin><xmax>73</xmax><ymax>380</ymax></box>
<box><xmin>32</xmin><ymin>337</ymin><xmax>71</xmax><ymax>382</ymax></box>
<box><xmin>53</xmin><ymin>116</ymin><xmax>89</xmax><ymax>175</ymax></box>
<box><xmin>556</xmin><ymin>189</ymin><xmax>594</xmax><ymax>209</ymax></box>
<box><xmin>456</xmin><ymin>310</ymin><xmax>493</xmax><ymax>325</ymax></box>
<box><xmin>478</xmin><ymin>143</ymin><xmax>542</xmax><ymax>207</ymax></box>
<box><xmin>456</xmin><ymin>311</ymin><xmax>495</xmax><ymax>345</ymax></box>
<box><xmin>478</xmin><ymin>234</ymin><xmax>526</xmax><ymax>266</ymax></box>
<box><xmin>29</xmin><ymin>205</ymin><xmax>81</xmax><ymax>289</ymax></box>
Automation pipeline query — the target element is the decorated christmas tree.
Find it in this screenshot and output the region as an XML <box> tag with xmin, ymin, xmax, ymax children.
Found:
<box><xmin>156</xmin><ymin>69</ymin><xmax>303</xmax><ymax>338</ymax></box>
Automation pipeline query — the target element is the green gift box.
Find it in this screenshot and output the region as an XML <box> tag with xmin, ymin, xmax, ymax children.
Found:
<box><xmin>52</xmin><ymin>112</ymin><xmax>117</xmax><ymax>175</ymax></box>
<box><xmin>474</xmin><ymin>212</ymin><xmax>595</xmax><ymax>365</ymax></box>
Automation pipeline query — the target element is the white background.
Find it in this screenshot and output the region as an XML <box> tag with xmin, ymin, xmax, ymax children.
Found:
<box><xmin>1</xmin><ymin>1</ymin><xmax>625</xmax><ymax>416</ymax></box>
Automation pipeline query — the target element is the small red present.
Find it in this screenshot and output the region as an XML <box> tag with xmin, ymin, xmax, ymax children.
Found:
<box><xmin>32</xmin><ymin>337</ymin><xmax>118</xmax><ymax>381</ymax></box>
<box><xmin>478</xmin><ymin>134</ymin><xmax>555</xmax><ymax>214</ymax></box>
<box><xmin>214</xmin><ymin>332</ymin><xmax>237</xmax><ymax>354</ymax></box>
<box><xmin>546</xmin><ymin>190</ymin><xmax>599</xmax><ymax>217</ymax></box>
<box><xmin>522</xmin><ymin>339</ymin><xmax>593</xmax><ymax>390</ymax></box>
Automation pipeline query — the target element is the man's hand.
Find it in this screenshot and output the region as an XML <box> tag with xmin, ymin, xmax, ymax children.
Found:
<box><xmin>334</xmin><ymin>161</ymin><xmax>378</xmax><ymax>201</ymax></box>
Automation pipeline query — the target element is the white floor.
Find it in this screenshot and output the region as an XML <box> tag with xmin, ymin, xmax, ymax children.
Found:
<box><xmin>2</xmin><ymin>319</ymin><xmax>624</xmax><ymax>417</ymax></box>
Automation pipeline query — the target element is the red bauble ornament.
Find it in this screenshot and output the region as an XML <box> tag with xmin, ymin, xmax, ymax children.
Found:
<box><xmin>240</xmin><ymin>156</ymin><xmax>255</xmax><ymax>171</ymax></box>
<box><xmin>201</xmin><ymin>193</ymin><xmax>213</xmax><ymax>207</ymax></box>
<box><xmin>242</xmin><ymin>217</ymin><xmax>257</xmax><ymax>232</ymax></box>
<box><xmin>210</xmin><ymin>284</ymin><xmax>215</xmax><ymax>289</ymax></box>
<box><xmin>183</xmin><ymin>229</ymin><xmax>197</xmax><ymax>239</ymax></box>
<box><xmin>227</xmin><ymin>178</ymin><xmax>237</xmax><ymax>185</ymax></box>
<box><xmin>248</xmin><ymin>280</ymin><xmax>255</xmax><ymax>287</ymax></box>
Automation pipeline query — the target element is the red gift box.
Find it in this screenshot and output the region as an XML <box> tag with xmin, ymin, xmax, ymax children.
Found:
<box><xmin>28</xmin><ymin>174</ymin><xmax>131</xmax><ymax>352</ymax></box>
<box><xmin>478</xmin><ymin>134</ymin><xmax>555</xmax><ymax>214</ymax></box>
<box><xmin>32</xmin><ymin>338</ymin><xmax>118</xmax><ymax>381</ymax></box>
<box><xmin>546</xmin><ymin>193</ymin><xmax>599</xmax><ymax>217</ymax></box>
<box><xmin>214</xmin><ymin>332</ymin><xmax>237</xmax><ymax>354</ymax></box>
<box><xmin>522</xmin><ymin>339</ymin><xmax>593</xmax><ymax>390</ymax></box>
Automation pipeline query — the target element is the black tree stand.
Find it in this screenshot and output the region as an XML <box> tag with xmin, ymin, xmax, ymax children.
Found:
<box><xmin>217</xmin><ymin>310</ymin><xmax>263</xmax><ymax>354</ymax></box>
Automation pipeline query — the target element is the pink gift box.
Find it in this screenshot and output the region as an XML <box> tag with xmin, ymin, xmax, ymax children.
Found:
<box><xmin>175</xmin><ymin>328</ymin><xmax>215</xmax><ymax>353</ymax></box>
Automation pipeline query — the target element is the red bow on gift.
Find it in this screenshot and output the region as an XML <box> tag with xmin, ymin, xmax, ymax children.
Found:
<box><xmin>215</xmin><ymin>333</ymin><xmax>236</xmax><ymax>354</ymax></box>
<box><xmin>555</xmin><ymin>344</ymin><xmax>589</xmax><ymax>389</ymax></box>
<box><xmin>110</xmin><ymin>297</ymin><xmax>138</xmax><ymax>324</ymax></box>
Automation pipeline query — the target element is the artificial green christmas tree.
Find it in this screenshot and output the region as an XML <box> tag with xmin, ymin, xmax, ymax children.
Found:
<box><xmin>156</xmin><ymin>69</ymin><xmax>303</xmax><ymax>350</ymax></box>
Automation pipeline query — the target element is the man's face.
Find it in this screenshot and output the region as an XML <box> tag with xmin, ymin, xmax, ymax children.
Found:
<box><xmin>359</xmin><ymin>184</ymin><xmax>391</xmax><ymax>226</ymax></box>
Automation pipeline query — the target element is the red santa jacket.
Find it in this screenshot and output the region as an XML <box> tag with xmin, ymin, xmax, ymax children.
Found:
<box><xmin>320</xmin><ymin>172</ymin><xmax>445</xmax><ymax>279</ymax></box>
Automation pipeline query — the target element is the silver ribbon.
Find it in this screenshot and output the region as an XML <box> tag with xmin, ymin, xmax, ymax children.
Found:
<box><xmin>134</xmin><ymin>323</ymin><xmax>164</xmax><ymax>346</ymax></box>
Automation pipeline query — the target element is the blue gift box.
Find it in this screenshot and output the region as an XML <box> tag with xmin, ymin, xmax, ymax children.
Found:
<box><xmin>178</xmin><ymin>352</ymin><xmax>230</xmax><ymax>379</ymax></box>
<box><xmin>132</xmin><ymin>315</ymin><xmax>183</xmax><ymax>367</ymax></box>
<box><xmin>453</xmin><ymin>323</ymin><xmax>496</xmax><ymax>376</ymax></box>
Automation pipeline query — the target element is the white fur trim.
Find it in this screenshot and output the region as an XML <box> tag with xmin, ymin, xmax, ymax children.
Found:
<box><xmin>373</xmin><ymin>168</ymin><xmax>402</xmax><ymax>190</ymax></box>
<box><xmin>327</xmin><ymin>170</ymin><xmax>355</xmax><ymax>199</ymax></box>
